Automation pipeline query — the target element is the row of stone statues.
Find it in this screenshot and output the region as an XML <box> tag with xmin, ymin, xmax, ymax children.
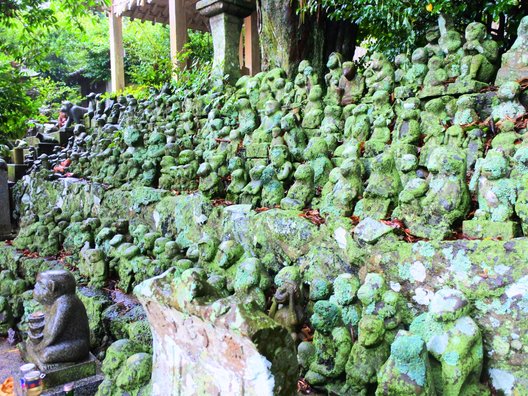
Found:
<box><xmin>22</xmin><ymin>17</ymin><xmax>526</xmax><ymax>240</ymax></box>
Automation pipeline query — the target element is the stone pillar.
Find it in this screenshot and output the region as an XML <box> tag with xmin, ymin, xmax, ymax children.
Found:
<box><xmin>0</xmin><ymin>160</ymin><xmax>12</xmax><ymax>240</ymax></box>
<box><xmin>134</xmin><ymin>269</ymin><xmax>298</xmax><ymax>396</ymax></box>
<box><xmin>196</xmin><ymin>0</ymin><xmax>255</xmax><ymax>84</ymax></box>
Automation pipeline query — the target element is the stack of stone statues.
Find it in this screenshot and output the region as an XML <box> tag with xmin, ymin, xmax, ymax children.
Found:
<box><xmin>28</xmin><ymin>16</ymin><xmax>528</xmax><ymax>242</ymax></box>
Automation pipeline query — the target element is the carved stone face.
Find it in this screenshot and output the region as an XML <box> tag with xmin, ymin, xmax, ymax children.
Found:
<box><xmin>34</xmin><ymin>274</ymin><xmax>55</xmax><ymax>305</ymax></box>
<box><xmin>358</xmin><ymin>316</ymin><xmax>384</xmax><ymax>347</ymax></box>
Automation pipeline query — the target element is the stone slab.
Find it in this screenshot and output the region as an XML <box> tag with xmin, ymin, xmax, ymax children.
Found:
<box><xmin>462</xmin><ymin>219</ymin><xmax>518</xmax><ymax>240</ymax></box>
<box><xmin>41</xmin><ymin>373</ymin><xmax>103</xmax><ymax>396</ymax></box>
<box><xmin>20</xmin><ymin>341</ymin><xmax>98</xmax><ymax>389</ymax></box>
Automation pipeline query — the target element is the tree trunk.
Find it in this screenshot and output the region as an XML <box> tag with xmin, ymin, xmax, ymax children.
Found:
<box><xmin>256</xmin><ymin>0</ymin><xmax>324</xmax><ymax>77</ymax></box>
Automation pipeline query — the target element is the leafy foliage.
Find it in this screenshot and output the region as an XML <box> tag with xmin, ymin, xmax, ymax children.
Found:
<box><xmin>298</xmin><ymin>0</ymin><xmax>528</xmax><ymax>58</ymax></box>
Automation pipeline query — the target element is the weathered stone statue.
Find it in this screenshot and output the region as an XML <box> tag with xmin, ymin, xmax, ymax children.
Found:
<box><xmin>415</xmin><ymin>146</ymin><xmax>469</xmax><ymax>239</ymax></box>
<box><xmin>304</xmin><ymin>301</ymin><xmax>352</xmax><ymax>388</ymax></box>
<box><xmin>491</xmin><ymin>81</ymin><xmax>526</xmax><ymax>121</ymax></box>
<box><xmin>464</xmin><ymin>150</ymin><xmax>517</xmax><ymax>239</ymax></box>
<box><xmin>280</xmin><ymin>164</ymin><xmax>314</xmax><ymax>210</ymax></box>
<box><xmin>269</xmin><ymin>266</ymin><xmax>304</xmax><ymax>339</ymax></box>
<box><xmin>343</xmin><ymin>315</ymin><xmax>391</xmax><ymax>395</ymax></box>
<box><xmin>365</xmin><ymin>52</ymin><xmax>395</xmax><ymax>96</ymax></box>
<box><xmin>320</xmin><ymin>158</ymin><xmax>363</xmax><ymax>217</ymax></box>
<box><xmin>339</xmin><ymin>61</ymin><xmax>365</xmax><ymax>105</ymax></box>
<box><xmin>496</xmin><ymin>15</ymin><xmax>528</xmax><ymax>85</ymax></box>
<box><xmin>354</xmin><ymin>152</ymin><xmax>402</xmax><ymax>220</ymax></box>
<box><xmin>24</xmin><ymin>270</ymin><xmax>90</xmax><ymax>368</ymax></box>
<box><xmin>410</xmin><ymin>289</ymin><xmax>485</xmax><ymax>396</ymax></box>
<box><xmin>324</xmin><ymin>52</ymin><xmax>344</xmax><ymax>106</ymax></box>
<box><xmin>375</xmin><ymin>331</ymin><xmax>436</xmax><ymax>396</ymax></box>
<box><xmin>457</xmin><ymin>22</ymin><xmax>499</xmax><ymax>85</ymax></box>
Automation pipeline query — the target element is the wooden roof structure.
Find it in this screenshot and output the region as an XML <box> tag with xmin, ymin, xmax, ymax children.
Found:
<box><xmin>113</xmin><ymin>0</ymin><xmax>210</xmax><ymax>31</ymax></box>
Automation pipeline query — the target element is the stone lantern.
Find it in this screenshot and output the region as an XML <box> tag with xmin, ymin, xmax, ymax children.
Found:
<box><xmin>196</xmin><ymin>0</ymin><xmax>255</xmax><ymax>84</ymax></box>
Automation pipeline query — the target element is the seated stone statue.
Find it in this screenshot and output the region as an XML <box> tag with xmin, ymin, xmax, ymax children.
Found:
<box><xmin>410</xmin><ymin>288</ymin><xmax>486</xmax><ymax>396</ymax></box>
<box><xmin>491</xmin><ymin>81</ymin><xmax>526</xmax><ymax>121</ymax></box>
<box><xmin>496</xmin><ymin>15</ymin><xmax>528</xmax><ymax>85</ymax></box>
<box><xmin>324</xmin><ymin>52</ymin><xmax>344</xmax><ymax>106</ymax></box>
<box><xmin>458</xmin><ymin>22</ymin><xmax>499</xmax><ymax>84</ymax></box>
<box><xmin>339</xmin><ymin>61</ymin><xmax>365</xmax><ymax>105</ymax></box>
<box><xmin>24</xmin><ymin>270</ymin><xmax>90</xmax><ymax>368</ymax></box>
<box><xmin>375</xmin><ymin>330</ymin><xmax>436</xmax><ymax>396</ymax></box>
<box><xmin>365</xmin><ymin>52</ymin><xmax>395</xmax><ymax>96</ymax></box>
<box><xmin>305</xmin><ymin>301</ymin><xmax>352</xmax><ymax>388</ymax></box>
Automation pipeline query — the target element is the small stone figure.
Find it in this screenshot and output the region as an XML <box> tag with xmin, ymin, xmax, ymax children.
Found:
<box><xmin>24</xmin><ymin>270</ymin><xmax>90</xmax><ymax>368</ymax></box>
<box><xmin>354</xmin><ymin>152</ymin><xmax>402</xmax><ymax>220</ymax></box>
<box><xmin>269</xmin><ymin>266</ymin><xmax>304</xmax><ymax>340</ymax></box>
<box><xmin>439</xmin><ymin>29</ymin><xmax>465</xmax><ymax>79</ymax></box>
<box><xmin>458</xmin><ymin>22</ymin><xmax>499</xmax><ymax>84</ymax></box>
<box><xmin>496</xmin><ymin>15</ymin><xmax>528</xmax><ymax>85</ymax></box>
<box><xmin>365</xmin><ymin>52</ymin><xmax>395</xmax><ymax>96</ymax></box>
<box><xmin>329</xmin><ymin>273</ymin><xmax>361</xmax><ymax>332</ymax></box>
<box><xmin>394</xmin><ymin>54</ymin><xmax>410</xmax><ymax>85</ymax></box>
<box><xmin>239</xmin><ymin>164</ymin><xmax>265</xmax><ymax>207</ymax></box>
<box><xmin>320</xmin><ymin>158</ymin><xmax>363</xmax><ymax>217</ymax></box>
<box><xmin>304</xmin><ymin>301</ymin><xmax>352</xmax><ymax>387</ymax></box>
<box><xmin>280</xmin><ymin>164</ymin><xmax>315</xmax><ymax>210</ymax></box>
<box><xmin>375</xmin><ymin>331</ymin><xmax>436</xmax><ymax>396</ymax></box>
<box><xmin>344</xmin><ymin>104</ymin><xmax>370</xmax><ymax>142</ymax></box>
<box><xmin>281</xmin><ymin>113</ymin><xmax>307</xmax><ymax>162</ymax></box>
<box><xmin>419</xmin><ymin>147</ymin><xmax>470</xmax><ymax>239</ymax></box>
<box><xmin>464</xmin><ymin>150</ymin><xmax>517</xmax><ymax>239</ymax></box>
<box><xmin>339</xmin><ymin>61</ymin><xmax>365</xmax><ymax>105</ymax></box>
<box><xmin>393</xmin><ymin>99</ymin><xmax>421</xmax><ymax>147</ymax></box>
<box><xmin>343</xmin><ymin>315</ymin><xmax>391</xmax><ymax>395</ymax></box>
<box><xmin>470</xmin><ymin>150</ymin><xmax>516</xmax><ymax>222</ymax></box>
<box><xmin>324</xmin><ymin>52</ymin><xmax>344</xmax><ymax>106</ymax></box>
<box><xmin>491</xmin><ymin>81</ymin><xmax>526</xmax><ymax>121</ymax></box>
<box><xmin>233</xmin><ymin>257</ymin><xmax>270</xmax><ymax>311</ymax></box>
<box><xmin>410</xmin><ymin>289</ymin><xmax>485</xmax><ymax>396</ymax></box>
<box><xmin>303</xmin><ymin>137</ymin><xmax>334</xmax><ymax>190</ymax></box>
<box><xmin>421</xmin><ymin>56</ymin><xmax>448</xmax><ymax>97</ymax></box>
<box><xmin>302</xmin><ymin>85</ymin><xmax>325</xmax><ymax>134</ymax></box>
<box><xmin>405</xmin><ymin>47</ymin><xmax>429</xmax><ymax>90</ymax></box>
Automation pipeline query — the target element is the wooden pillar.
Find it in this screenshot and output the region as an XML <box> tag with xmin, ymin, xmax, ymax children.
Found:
<box><xmin>244</xmin><ymin>11</ymin><xmax>260</xmax><ymax>75</ymax></box>
<box><xmin>169</xmin><ymin>0</ymin><xmax>187</xmax><ymax>71</ymax></box>
<box><xmin>109</xmin><ymin>1</ymin><xmax>125</xmax><ymax>92</ymax></box>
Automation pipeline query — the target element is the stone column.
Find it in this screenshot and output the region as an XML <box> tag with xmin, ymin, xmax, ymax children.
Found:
<box><xmin>196</xmin><ymin>0</ymin><xmax>255</xmax><ymax>84</ymax></box>
<box><xmin>0</xmin><ymin>159</ymin><xmax>12</xmax><ymax>240</ymax></box>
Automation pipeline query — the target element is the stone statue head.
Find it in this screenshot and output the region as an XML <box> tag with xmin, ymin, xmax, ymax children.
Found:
<box><xmin>481</xmin><ymin>150</ymin><xmax>508</xmax><ymax>180</ymax></box>
<box><xmin>34</xmin><ymin>270</ymin><xmax>76</xmax><ymax>306</ymax></box>
<box><xmin>439</xmin><ymin>30</ymin><xmax>462</xmax><ymax>54</ymax></box>
<box><xmin>357</xmin><ymin>315</ymin><xmax>385</xmax><ymax>347</ymax></box>
<box><xmin>311</xmin><ymin>300</ymin><xmax>341</xmax><ymax>334</ymax></box>
<box><xmin>327</xmin><ymin>52</ymin><xmax>343</xmax><ymax>69</ymax></box>
<box><xmin>357</xmin><ymin>273</ymin><xmax>386</xmax><ymax>306</ymax></box>
<box><xmin>411</xmin><ymin>47</ymin><xmax>428</xmax><ymax>64</ymax></box>
<box><xmin>465</xmin><ymin>22</ymin><xmax>486</xmax><ymax>42</ymax></box>
<box><xmin>342</xmin><ymin>61</ymin><xmax>356</xmax><ymax>79</ymax></box>
<box><xmin>332</xmin><ymin>273</ymin><xmax>360</xmax><ymax>306</ymax></box>
<box><xmin>497</xmin><ymin>81</ymin><xmax>520</xmax><ymax>101</ymax></box>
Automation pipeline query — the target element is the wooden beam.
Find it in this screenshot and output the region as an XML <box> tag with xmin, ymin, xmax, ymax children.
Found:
<box><xmin>169</xmin><ymin>0</ymin><xmax>188</xmax><ymax>71</ymax></box>
<box><xmin>244</xmin><ymin>11</ymin><xmax>260</xmax><ymax>75</ymax></box>
<box><xmin>109</xmin><ymin>1</ymin><xmax>125</xmax><ymax>92</ymax></box>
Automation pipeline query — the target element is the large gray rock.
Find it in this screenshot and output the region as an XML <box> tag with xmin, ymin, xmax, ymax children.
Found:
<box><xmin>134</xmin><ymin>269</ymin><xmax>298</xmax><ymax>396</ymax></box>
